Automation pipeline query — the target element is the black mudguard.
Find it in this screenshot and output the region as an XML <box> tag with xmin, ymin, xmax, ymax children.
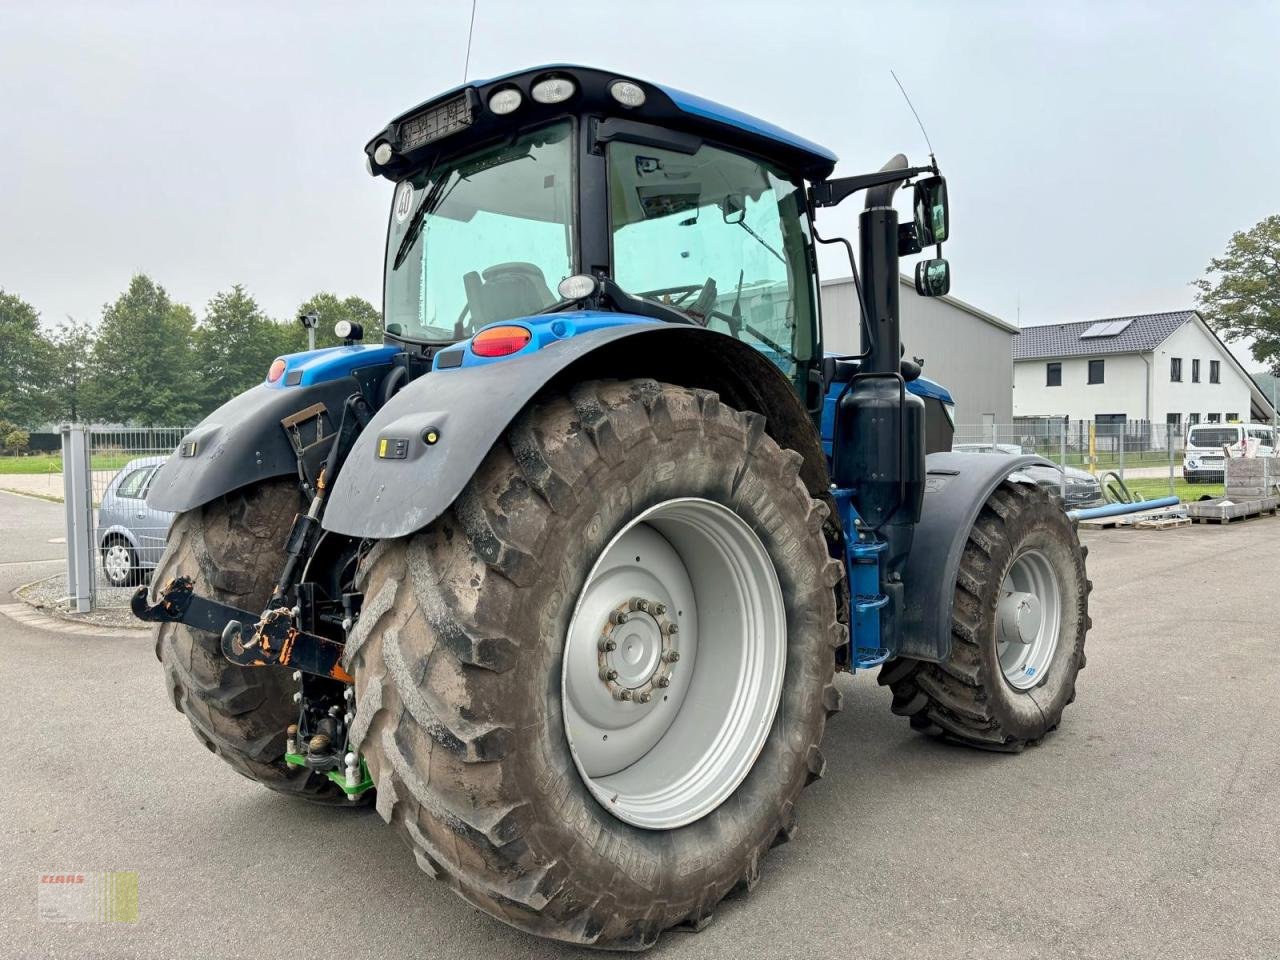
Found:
<box><xmin>322</xmin><ymin>324</ymin><xmax>822</xmax><ymax>539</ymax></box>
<box><xmin>897</xmin><ymin>452</ymin><xmax>1052</xmax><ymax>662</ymax></box>
<box><xmin>147</xmin><ymin>378</ymin><xmax>367</xmax><ymax>514</ymax></box>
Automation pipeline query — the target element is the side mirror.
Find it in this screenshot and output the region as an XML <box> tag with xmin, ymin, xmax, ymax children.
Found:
<box><xmin>914</xmin><ymin>258</ymin><xmax>950</xmax><ymax>297</ymax></box>
<box><xmin>913</xmin><ymin>175</ymin><xmax>949</xmax><ymax>246</ymax></box>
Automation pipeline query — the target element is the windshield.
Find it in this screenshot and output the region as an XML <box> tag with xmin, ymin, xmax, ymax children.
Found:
<box><xmin>1188</xmin><ymin>427</ymin><xmax>1240</xmax><ymax>448</ymax></box>
<box><xmin>607</xmin><ymin>139</ymin><xmax>817</xmax><ymax>385</ymax></box>
<box><xmin>384</xmin><ymin>121</ymin><xmax>575</xmax><ymax>342</ymax></box>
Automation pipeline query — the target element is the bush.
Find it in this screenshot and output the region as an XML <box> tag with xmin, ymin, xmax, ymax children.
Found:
<box><xmin>2</xmin><ymin>428</ymin><xmax>30</xmax><ymax>455</ymax></box>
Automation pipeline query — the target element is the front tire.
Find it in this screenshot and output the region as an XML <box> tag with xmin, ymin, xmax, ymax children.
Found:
<box><xmin>347</xmin><ymin>380</ymin><xmax>843</xmax><ymax>949</ymax></box>
<box><xmin>879</xmin><ymin>481</ymin><xmax>1090</xmax><ymax>751</ymax></box>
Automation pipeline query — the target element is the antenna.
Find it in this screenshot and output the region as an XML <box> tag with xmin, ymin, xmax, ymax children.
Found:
<box><xmin>462</xmin><ymin>0</ymin><xmax>479</xmax><ymax>82</ymax></box>
<box><xmin>890</xmin><ymin>70</ymin><xmax>935</xmax><ymax>164</ymax></box>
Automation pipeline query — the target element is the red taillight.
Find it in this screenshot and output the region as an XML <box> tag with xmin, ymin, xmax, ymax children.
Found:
<box><xmin>472</xmin><ymin>325</ymin><xmax>532</xmax><ymax>358</ymax></box>
<box><xmin>267</xmin><ymin>358</ymin><xmax>286</xmax><ymax>383</ymax></box>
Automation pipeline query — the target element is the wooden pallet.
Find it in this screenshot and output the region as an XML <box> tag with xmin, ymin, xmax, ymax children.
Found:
<box><xmin>1186</xmin><ymin>496</ymin><xmax>1279</xmax><ymax>524</ymax></box>
<box><xmin>1133</xmin><ymin>515</ymin><xmax>1191</xmax><ymax>530</ymax></box>
<box><xmin>1190</xmin><ymin>506</ymin><xmax>1278</xmax><ymax>525</ymax></box>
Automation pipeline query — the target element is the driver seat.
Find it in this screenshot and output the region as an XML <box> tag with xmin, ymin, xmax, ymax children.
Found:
<box><xmin>467</xmin><ymin>262</ymin><xmax>556</xmax><ymax>325</ymax></box>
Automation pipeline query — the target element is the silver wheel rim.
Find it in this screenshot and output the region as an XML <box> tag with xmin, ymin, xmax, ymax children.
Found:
<box><xmin>562</xmin><ymin>497</ymin><xmax>786</xmax><ymax>830</ymax></box>
<box><xmin>104</xmin><ymin>543</ymin><xmax>132</xmax><ymax>584</ymax></box>
<box><xmin>996</xmin><ymin>548</ymin><xmax>1062</xmax><ymax>690</ymax></box>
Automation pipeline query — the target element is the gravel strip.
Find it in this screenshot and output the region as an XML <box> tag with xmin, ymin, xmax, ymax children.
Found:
<box><xmin>16</xmin><ymin>573</ymin><xmax>148</xmax><ymax>632</ymax></box>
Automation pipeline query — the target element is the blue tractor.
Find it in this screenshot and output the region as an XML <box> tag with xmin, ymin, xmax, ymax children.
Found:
<box><xmin>137</xmin><ymin>66</ymin><xmax>1091</xmax><ymax>949</ymax></box>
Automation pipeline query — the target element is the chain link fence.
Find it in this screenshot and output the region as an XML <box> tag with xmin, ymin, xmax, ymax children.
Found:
<box><xmin>952</xmin><ymin>418</ymin><xmax>1225</xmax><ymax>503</ymax></box>
<box><xmin>61</xmin><ymin>425</ymin><xmax>188</xmax><ymax>612</ymax></box>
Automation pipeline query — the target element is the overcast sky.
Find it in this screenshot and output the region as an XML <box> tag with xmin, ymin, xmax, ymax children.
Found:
<box><xmin>2</xmin><ymin>1</ymin><xmax>1276</xmax><ymax>367</ymax></box>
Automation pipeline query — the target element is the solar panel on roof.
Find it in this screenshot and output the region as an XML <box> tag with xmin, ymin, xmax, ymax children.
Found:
<box><xmin>1080</xmin><ymin>319</ymin><xmax>1134</xmax><ymax>338</ymax></box>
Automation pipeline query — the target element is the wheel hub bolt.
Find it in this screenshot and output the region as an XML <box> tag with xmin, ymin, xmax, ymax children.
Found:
<box><xmin>598</xmin><ymin>638</ymin><xmax>617</xmax><ymax>653</ymax></box>
<box><xmin>637</xmin><ymin>691</ymin><xmax>652</xmax><ymax>704</ymax></box>
<box><xmin>657</xmin><ymin>676</ymin><xmax>671</xmax><ymax>688</ymax></box>
<box><xmin>600</xmin><ymin>667</ymin><xmax>619</xmax><ymax>682</ymax></box>
<box><xmin>630</xmin><ymin>597</ymin><xmax>651</xmax><ymax>613</ymax></box>
<box><xmin>663</xmin><ymin>650</ymin><xmax>680</xmax><ymax>663</ymax></box>
<box><xmin>654</xmin><ymin>602</ymin><xmax>667</xmax><ymax>615</ymax></box>
<box><xmin>665</xmin><ymin>623</ymin><xmax>679</xmax><ymax>636</ymax></box>
<box><xmin>609</xmin><ymin>610</ymin><xmax>629</xmax><ymax>626</ymax></box>
<box><xmin>618</xmin><ymin>689</ymin><xmax>633</xmax><ymax>701</ymax></box>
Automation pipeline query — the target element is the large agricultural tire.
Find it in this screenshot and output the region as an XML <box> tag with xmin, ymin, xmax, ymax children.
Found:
<box><xmin>152</xmin><ymin>480</ymin><xmax>348</xmax><ymax>803</ymax></box>
<box><xmin>345</xmin><ymin>379</ymin><xmax>844</xmax><ymax>950</ymax></box>
<box><xmin>879</xmin><ymin>480</ymin><xmax>1090</xmax><ymax>751</ymax></box>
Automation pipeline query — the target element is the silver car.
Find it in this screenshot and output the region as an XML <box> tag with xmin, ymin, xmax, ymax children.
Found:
<box><xmin>97</xmin><ymin>456</ymin><xmax>174</xmax><ymax>587</ymax></box>
<box><xmin>951</xmin><ymin>443</ymin><xmax>1103</xmax><ymax>509</ymax></box>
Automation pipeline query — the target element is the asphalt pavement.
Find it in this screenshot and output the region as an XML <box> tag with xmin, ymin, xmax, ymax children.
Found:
<box><xmin>1</xmin><ymin>487</ymin><xmax>1277</xmax><ymax>960</ymax></box>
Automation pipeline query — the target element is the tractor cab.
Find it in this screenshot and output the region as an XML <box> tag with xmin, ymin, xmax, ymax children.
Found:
<box><xmin>368</xmin><ymin>65</ymin><xmax>925</xmax><ymax>402</ymax></box>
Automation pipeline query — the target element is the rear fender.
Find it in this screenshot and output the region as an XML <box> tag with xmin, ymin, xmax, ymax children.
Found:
<box><xmin>147</xmin><ymin>378</ymin><xmax>371</xmax><ymax>514</ymax></box>
<box><xmin>322</xmin><ymin>324</ymin><xmax>829</xmax><ymax>539</ymax></box>
<box><xmin>897</xmin><ymin>452</ymin><xmax>1052</xmax><ymax>661</ymax></box>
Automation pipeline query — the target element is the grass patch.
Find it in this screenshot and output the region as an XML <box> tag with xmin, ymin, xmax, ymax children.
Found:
<box><xmin>1113</xmin><ymin>476</ymin><xmax>1224</xmax><ymax>504</ymax></box>
<box><xmin>0</xmin><ymin>453</ymin><xmax>136</xmax><ymax>475</ymax></box>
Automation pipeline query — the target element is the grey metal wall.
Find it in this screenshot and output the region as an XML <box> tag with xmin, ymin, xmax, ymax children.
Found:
<box><xmin>819</xmin><ymin>277</ymin><xmax>1015</xmax><ymax>426</ymax></box>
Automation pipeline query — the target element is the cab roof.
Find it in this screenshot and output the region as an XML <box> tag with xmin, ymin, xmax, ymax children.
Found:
<box><xmin>366</xmin><ymin>64</ymin><xmax>839</xmax><ymax>182</ymax></box>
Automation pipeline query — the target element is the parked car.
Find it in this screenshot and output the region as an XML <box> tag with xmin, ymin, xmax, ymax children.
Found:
<box><xmin>952</xmin><ymin>443</ymin><xmax>1103</xmax><ymax>508</ymax></box>
<box><xmin>1183</xmin><ymin>423</ymin><xmax>1276</xmax><ymax>483</ymax></box>
<box><xmin>97</xmin><ymin>456</ymin><xmax>174</xmax><ymax>587</ymax></box>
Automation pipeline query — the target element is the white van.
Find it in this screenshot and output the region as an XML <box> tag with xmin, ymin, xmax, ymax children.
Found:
<box><xmin>1183</xmin><ymin>423</ymin><xmax>1276</xmax><ymax>482</ymax></box>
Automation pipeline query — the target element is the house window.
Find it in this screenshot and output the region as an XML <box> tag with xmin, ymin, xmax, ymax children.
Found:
<box><xmin>1087</xmin><ymin>359</ymin><xmax>1105</xmax><ymax>384</ymax></box>
<box><xmin>1206</xmin><ymin>413</ymin><xmax>1221</xmax><ymax>423</ymax></box>
<box><xmin>1210</xmin><ymin>360</ymin><xmax>1220</xmax><ymax>384</ymax></box>
<box><xmin>1170</xmin><ymin>357</ymin><xmax>1182</xmax><ymax>382</ymax></box>
<box><xmin>1046</xmin><ymin>362</ymin><xmax>1062</xmax><ymax>386</ymax></box>
<box><xmin>1189</xmin><ymin>413</ymin><xmax>1200</xmax><ymax>425</ymax></box>
<box><xmin>1226</xmin><ymin>412</ymin><xmax>1238</xmax><ymax>422</ymax></box>
<box><xmin>1166</xmin><ymin>412</ymin><xmax>1181</xmax><ymax>428</ymax></box>
<box><xmin>1192</xmin><ymin>359</ymin><xmax>1200</xmax><ymax>383</ymax></box>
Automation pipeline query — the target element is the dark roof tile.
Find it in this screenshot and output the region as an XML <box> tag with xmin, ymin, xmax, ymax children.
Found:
<box><xmin>1014</xmin><ymin>311</ymin><xmax>1194</xmax><ymax>360</ymax></box>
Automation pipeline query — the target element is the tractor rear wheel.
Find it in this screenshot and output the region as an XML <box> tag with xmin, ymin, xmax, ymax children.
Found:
<box><xmin>346</xmin><ymin>379</ymin><xmax>843</xmax><ymax>950</ymax></box>
<box><xmin>879</xmin><ymin>481</ymin><xmax>1090</xmax><ymax>751</ymax></box>
<box><xmin>153</xmin><ymin>480</ymin><xmax>347</xmax><ymax>803</ymax></box>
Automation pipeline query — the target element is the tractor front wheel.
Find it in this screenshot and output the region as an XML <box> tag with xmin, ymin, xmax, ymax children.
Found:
<box><xmin>346</xmin><ymin>379</ymin><xmax>843</xmax><ymax>950</ymax></box>
<box><xmin>879</xmin><ymin>481</ymin><xmax>1090</xmax><ymax>750</ymax></box>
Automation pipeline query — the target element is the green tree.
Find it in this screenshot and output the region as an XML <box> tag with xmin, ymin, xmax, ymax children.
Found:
<box><xmin>0</xmin><ymin>289</ymin><xmax>58</xmax><ymax>427</ymax></box>
<box><xmin>85</xmin><ymin>275</ymin><xmax>201</xmax><ymax>426</ymax></box>
<box><xmin>281</xmin><ymin>292</ymin><xmax>382</xmax><ymax>353</ymax></box>
<box><xmin>49</xmin><ymin>318</ymin><xmax>95</xmax><ymax>422</ymax></box>
<box><xmin>196</xmin><ymin>284</ymin><xmax>282</xmax><ymax>408</ymax></box>
<box><xmin>1195</xmin><ymin>214</ymin><xmax>1280</xmax><ymax>375</ymax></box>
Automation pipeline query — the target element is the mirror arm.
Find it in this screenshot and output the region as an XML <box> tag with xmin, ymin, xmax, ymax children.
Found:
<box><xmin>810</xmin><ymin>162</ymin><xmax>935</xmax><ymax>209</ymax></box>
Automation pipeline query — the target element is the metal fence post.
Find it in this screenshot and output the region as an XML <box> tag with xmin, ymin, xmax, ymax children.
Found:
<box><xmin>1168</xmin><ymin>423</ymin><xmax>1176</xmax><ymax>497</ymax></box>
<box><xmin>61</xmin><ymin>425</ymin><xmax>94</xmax><ymax>613</ymax></box>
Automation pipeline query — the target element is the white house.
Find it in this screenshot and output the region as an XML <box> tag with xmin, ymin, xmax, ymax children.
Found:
<box><xmin>1013</xmin><ymin>310</ymin><xmax>1276</xmax><ymax>433</ymax></box>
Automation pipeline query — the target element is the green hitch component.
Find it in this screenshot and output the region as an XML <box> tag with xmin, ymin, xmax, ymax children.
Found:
<box><xmin>285</xmin><ymin>751</ymin><xmax>374</xmax><ymax>801</ymax></box>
